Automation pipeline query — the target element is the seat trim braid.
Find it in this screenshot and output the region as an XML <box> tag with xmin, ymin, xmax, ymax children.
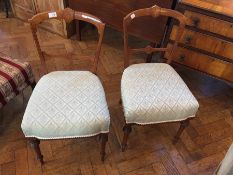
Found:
<box><xmin>124</xmin><ymin>115</ymin><xmax>196</xmax><ymax>125</ymax></box>
<box><xmin>121</xmin><ymin>63</ymin><xmax>199</xmax><ymax>125</ymax></box>
<box><xmin>23</xmin><ymin>131</ymin><xmax>109</xmax><ymax>140</ymax></box>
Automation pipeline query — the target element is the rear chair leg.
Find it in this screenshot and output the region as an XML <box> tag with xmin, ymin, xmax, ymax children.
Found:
<box><xmin>121</xmin><ymin>124</ymin><xmax>132</xmax><ymax>152</ymax></box>
<box><xmin>100</xmin><ymin>133</ymin><xmax>108</xmax><ymax>162</ymax></box>
<box><xmin>29</xmin><ymin>138</ymin><xmax>44</xmax><ymax>164</ymax></box>
<box><xmin>173</xmin><ymin>119</ymin><xmax>190</xmax><ymax>144</ymax></box>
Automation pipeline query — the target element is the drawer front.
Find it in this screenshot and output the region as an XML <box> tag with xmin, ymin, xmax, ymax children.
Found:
<box><xmin>170</xmin><ymin>26</ymin><xmax>233</xmax><ymax>62</ymax></box>
<box><xmin>166</xmin><ymin>44</ymin><xmax>233</xmax><ymax>82</ymax></box>
<box><xmin>185</xmin><ymin>11</ymin><xmax>233</xmax><ymax>40</ymax></box>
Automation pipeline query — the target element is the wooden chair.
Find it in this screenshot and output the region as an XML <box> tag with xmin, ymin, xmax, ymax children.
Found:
<box><xmin>121</xmin><ymin>5</ymin><xmax>199</xmax><ymax>151</ymax></box>
<box><xmin>21</xmin><ymin>8</ymin><xmax>110</xmax><ymax>163</ymax></box>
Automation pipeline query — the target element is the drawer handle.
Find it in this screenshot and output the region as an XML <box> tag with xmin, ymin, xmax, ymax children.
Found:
<box><xmin>178</xmin><ymin>54</ymin><xmax>186</xmax><ymax>62</ymax></box>
<box><xmin>191</xmin><ymin>17</ymin><xmax>200</xmax><ymax>27</ymax></box>
<box><xmin>184</xmin><ymin>35</ymin><xmax>192</xmax><ymax>44</ymax></box>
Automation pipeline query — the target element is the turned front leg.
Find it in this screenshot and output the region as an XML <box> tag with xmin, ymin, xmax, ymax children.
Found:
<box><xmin>121</xmin><ymin>124</ymin><xmax>132</xmax><ymax>152</ymax></box>
<box><xmin>29</xmin><ymin>138</ymin><xmax>44</xmax><ymax>164</ymax></box>
<box><xmin>173</xmin><ymin>119</ymin><xmax>190</xmax><ymax>144</ymax></box>
<box><xmin>100</xmin><ymin>133</ymin><xmax>108</xmax><ymax>162</ymax></box>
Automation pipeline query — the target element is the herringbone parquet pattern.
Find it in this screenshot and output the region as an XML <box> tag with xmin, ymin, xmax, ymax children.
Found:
<box><xmin>0</xmin><ymin>13</ymin><xmax>233</xmax><ymax>175</ymax></box>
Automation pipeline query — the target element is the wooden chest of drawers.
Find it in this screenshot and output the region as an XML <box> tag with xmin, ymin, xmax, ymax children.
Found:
<box><xmin>166</xmin><ymin>0</ymin><xmax>233</xmax><ymax>83</ymax></box>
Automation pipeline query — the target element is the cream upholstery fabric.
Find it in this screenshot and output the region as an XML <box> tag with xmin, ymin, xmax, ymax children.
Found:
<box><xmin>215</xmin><ymin>144</ymin><xmax>233</xmax><ymax>175</ymax></box>
<box><xmin>21</xmin><ymin>71</ymin><xmax>110</xmax><ymax>139</ymax></box>
<box><xmin>121</xmin><ymin>63</ymin><xmax>199</xmax><ymax>125</ymax></box>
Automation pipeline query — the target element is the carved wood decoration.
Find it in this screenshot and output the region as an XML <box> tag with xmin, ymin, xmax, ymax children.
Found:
<box><xmin>29</xmin><ymin>8</ymin><xmax>105</xmax><ymax>75</ymax></box>
<box><xmin>123</xmin><ymin>5</ymin><xmax>186</xmax><ymax>68</ymax></box>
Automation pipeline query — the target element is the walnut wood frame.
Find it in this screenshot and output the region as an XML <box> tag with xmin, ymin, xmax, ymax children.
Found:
<box><xmin>29</xmin><ymin>8</ymin><xmax>108</xmax><ymax>163</ymax></box>
<box><xmin>121</xmin><ymin>5</ymin><xmax>190</xmax><ymax>151</ymax></box>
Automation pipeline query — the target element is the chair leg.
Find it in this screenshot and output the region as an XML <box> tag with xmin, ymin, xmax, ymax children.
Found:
<box><xmin>119</xmin><ymin>98</ymin><xmax>122</xmax><ymax>105</ymax></box>
<box><xmin>121</xmin><ymin>124</ymin><xmax>132</xmax><ymax>152</ymax></box>
<box><xmin>4</xmin><ymin>0</ymin><xmax>9</xmax><ymax>18</ymax></box>
<box><xmin>30</xmin><ymin>81</ymin><xmax>36</xmax><ymax>90</ymax></box>
<box><xmin>100</xmin><ymin>133</ymin><xmax>108</xmax><ymax>162</ymax></box>
<box><xmin>29</xmin><ymin>138</ymin><xmax>44</xmax><ymax>164</ymax></box>
<box><xmin>76</xmin><ymin>20</ymin><xmax>81</xmax><ymax>41</ymax></box>
<box><xmin>173</xmin><ymin>119</ymin><xmax>190</xmax><ymax>144</ymax></box>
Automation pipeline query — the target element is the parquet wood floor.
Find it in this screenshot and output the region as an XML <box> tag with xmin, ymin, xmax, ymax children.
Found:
<box><xmin>0</xmin><ymin>13</ymin><xmax>233</xmax><ymax>175</ymax></box>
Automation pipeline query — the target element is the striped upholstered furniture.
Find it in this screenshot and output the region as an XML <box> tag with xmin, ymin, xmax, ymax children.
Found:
<box><xmin>0</xmin><ymin>53</ymin><xmax>35</xmax><ymax>108</ymax></box>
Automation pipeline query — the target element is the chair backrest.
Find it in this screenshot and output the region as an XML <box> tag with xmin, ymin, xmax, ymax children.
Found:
<box><xmin>123</xmin><ymin>5</ymin><xmax>186</xmax><ymax>68</ymax></box>
<box><xmin>29</xmin><ymin>8</ymin><xmax>105</xmax><ymax>74</ymax></box>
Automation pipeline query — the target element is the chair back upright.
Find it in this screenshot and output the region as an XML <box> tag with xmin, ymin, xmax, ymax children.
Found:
<box><xmin>29</xmin><ymin>8</ymin><xmax>105</xmax><ymax>74</ymax></box>
<box><xmin>123</xmin><ymin>5</ymin><xmax>186</xmax><ymax>68</ymax></box>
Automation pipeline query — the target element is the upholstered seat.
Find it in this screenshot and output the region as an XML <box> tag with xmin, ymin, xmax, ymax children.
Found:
<box><xmin>0</xmin><ymin>55</ymin><xmax>35</xmax><ymax>108</ymax></box>
<box><xmin>21</xmin><ymin>71</ymin><xmax>110</xmax><ymax>139</ymax></box>
<box><xmin>121</xmin><ymin>63</ymin><xmax>199</xmax><ymax>125</ymax></box>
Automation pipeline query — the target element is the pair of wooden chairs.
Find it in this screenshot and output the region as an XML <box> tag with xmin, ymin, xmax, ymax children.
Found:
<box><xmin>21</xmin><ymin>6</ymin><xmax>199</xmax><ymax>164</ymax></box>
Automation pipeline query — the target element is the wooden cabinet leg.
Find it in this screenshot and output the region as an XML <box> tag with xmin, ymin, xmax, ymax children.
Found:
<box><xmin>76</xmin><ymin>20</ymin><xmax>81</xmax><ymax>41</ymax></box>
<box><xmin>29</xmin><ymin>138</ymin><xmax>44</xmax><ymax>164</ymax></box>
<box><xmin>100</xmin><ymin>133</ymin><xmax>108</xmax><ymax>162</ymax></box>
<box><xmin>173</xmin><ymin>119</ymin><xmax>190</xmax><ymax>144</ymax></box>
<box><xmin>121</xmin><ymin>124</ymin><xmax>132</xmax><ymax>152</ymax></box>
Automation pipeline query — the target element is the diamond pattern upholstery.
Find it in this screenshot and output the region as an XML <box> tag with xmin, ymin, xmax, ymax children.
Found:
<box><xmin>21</xmin><ymin>71</ymin><xmax>110</xmax><ymax>139</ymax></box>
<box><xmin>121</xmin><ymin>63</ymin><xmax>199</xmax><ymax>125</ymax></box>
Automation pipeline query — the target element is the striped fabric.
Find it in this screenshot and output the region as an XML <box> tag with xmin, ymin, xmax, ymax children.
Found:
<box><xmin>0</xmin><ymin>55</ymin><xmax>34</xmax><ymax>108</ymax></box>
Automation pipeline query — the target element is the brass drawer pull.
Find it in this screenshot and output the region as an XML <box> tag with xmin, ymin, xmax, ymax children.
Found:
<box><xmin>191</xmin><ymin>17</ymin><xmax>200</xmax><ymax>27</ymax></box>
<box><xmin>184</xmin><ymin>35</ymin><xmax>193</xmax><ymax>44</ymax></box>
<box><xmin>178</xmin><ymin>54</ymin><xmax>186</xmax><ymax>62</ymax></box>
